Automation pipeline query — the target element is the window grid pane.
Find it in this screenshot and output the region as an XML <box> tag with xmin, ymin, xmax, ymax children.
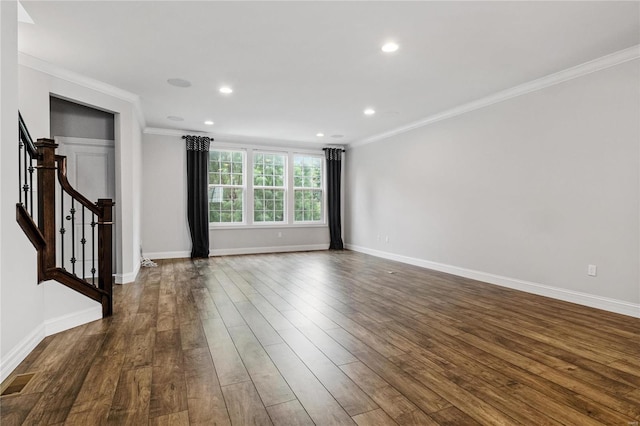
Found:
<box><xmin>209</xmin><ymin>150</ymin><xmax>245</xmax><ymax>224</ymax></box>
<box><xmin>293</xmin><ymin>155</ymin><xmax>323</xmax><ymax>222</ymax></box>
<box><xmin>254</xmin><ymin>153</ymin><xmax>286</xmax><ymax>223</ymax></box>
<box><xmin>294</xmin><ymin>189</ymin><xmax>322</xmax><ymax>222</ymax></box>
<box><xmin>294</xmin><ymin>155</ymin><xmax>322</xmax><ymax>189</ymax></box>
<box><xmin>209</xmin><ymin>187</ymin><xmax>244</xmax><ymax>223</ymax></box>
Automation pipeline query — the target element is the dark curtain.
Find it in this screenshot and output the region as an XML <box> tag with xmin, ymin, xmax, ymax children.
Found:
<box><xmin>325</xmin><ymin>148</ymin><xmax>344</xmax><ymax>250</ymax></box>
<box><xmin>184</xmin><ymin>135</ymin><xmax>212</xmax><ymax>258</ymax></box>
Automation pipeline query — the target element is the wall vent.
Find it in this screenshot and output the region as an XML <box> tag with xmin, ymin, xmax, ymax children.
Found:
<box><xmin>1</xmin><ymin>373</ymin><xmax>36</xmax><ymax>397</ymax></box>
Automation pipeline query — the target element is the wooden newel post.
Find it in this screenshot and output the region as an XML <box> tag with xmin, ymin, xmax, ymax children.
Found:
<box><xmin>36</xmin><ymin>138</ymin><xmax>58</xmax><ymax>282</ymax></box>
<box><xmin>97</xmin><ymin>198</ymin><xmax>114</xmax><ymax>317</ymax></box>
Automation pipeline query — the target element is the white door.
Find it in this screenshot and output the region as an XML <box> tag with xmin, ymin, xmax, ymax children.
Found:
<box><xmin>55</xmin><ymin>136</ymin><xmax>116</xmax><ymax>278</ymax></box>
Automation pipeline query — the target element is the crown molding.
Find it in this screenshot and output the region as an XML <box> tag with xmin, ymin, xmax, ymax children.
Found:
<box><xmin>144</xmin><ymin>126</ymin><xmax>326</xmax><ymax>149</ymax></box>
<box><xmin>143</xmin><ymin>127</ymin><xmax>210</xmax><ymax>137</ymax></box>
<box><xmin>18</xmin><ymin>52</ymin><xmax>146</xmax><ymax>129</ymax></box>
<box><xmin>215</xmin><ymin>133</ymin><xmax>325</xmax><ymax>149</ymax></box>
<box><xmin>350</xmin><ymin>44</ymin><xmax>640</xmax><ymax>148</ymax></box>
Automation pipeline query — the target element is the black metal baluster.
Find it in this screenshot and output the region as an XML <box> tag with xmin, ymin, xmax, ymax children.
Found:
<box><xmin>60</xmin><ymin>189</ymin><xmax>65</xmax><ymax>270</ymax></box>
<box><xmin>82</xmin><ymin>207</ymin><xmax>86</xmax><ymax>280</ymax></box>
<box><xmin>70</xmin><ymin>200</ymin><xmax>76</xmax><ymax>275</ymax></box>
<box><xmin>29</xmin><ymin>158</ymin><xmax>35</xmax><ymax>217</ymax></box>
<box><xmin>23</xmin><ymin>141</ymin><xmax>29</xmax><ymax>209</ymax></box>
<box><xmin>91</xmin><ymin>213</ymin><xmax>96</xmax><ymax>284</ymax></box>
<box><xmin>18</xmin><ymin>138</ymin><xmax>23</xmax><ymax>204</ymax></box>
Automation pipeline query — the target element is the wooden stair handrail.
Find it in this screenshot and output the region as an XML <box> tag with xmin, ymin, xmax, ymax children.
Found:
<box><xmin>55</xmin><ymin>155</ymin><xmax>102</xmax><ymax>216</ymax></box>
<box><xmin>16</xmin><ymin>115</ymin><xmax>114</xmax><ymax>318</ymax></box>
<box><xmin>19</xmin><ymin>111</ymin><xmax>38</xmax><ymax>158</ymax></box>
<box><xmin>35</xmin><ymin>138</ymin><xmax>113</xmax><ymax>317</ymax></box>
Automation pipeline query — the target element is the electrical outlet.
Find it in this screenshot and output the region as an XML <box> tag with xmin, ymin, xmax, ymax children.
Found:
<box><xmin>277</xmin><ymin>232</ymin><xmax>282</xmax><ymax>238</ymax></box>
<box><xmin>587</xmin><ymin>264</ymin><xmax>597</xmax><ymax>277</ymax></box>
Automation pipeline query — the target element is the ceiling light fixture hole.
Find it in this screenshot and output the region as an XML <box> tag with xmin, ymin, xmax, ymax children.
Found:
<box><xmin>167</xmin><ymin>78</ymin><xmax>191</xmax><ymax>88</ymax></box>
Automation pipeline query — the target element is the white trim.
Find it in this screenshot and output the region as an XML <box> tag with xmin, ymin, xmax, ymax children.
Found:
<box><xmin>350</xmin><ymin>45</ymin><xmax>640</xmax><ymax>148</ymax></box>
<box><xmin>210</xmin><ymin>223</ymin><xmax>328</xmax><ymax>230</ymax></box>
<box><xmin>44</xmin><ymin>305</ymin><xmax>102</xmax><ymax>336</ymax></box>
<box><xmin>18</xmin><ymin>52</ymin><xmax>146</xmax><ymax>128</ymax></box>
<box><xmin>143</xmin><ymin>127</ymin><xmax>210</xmax><ymax>137</ymax></box>
<box><xmin>210</xmin><ymin>244</ymin><xmax>328</xmax><ymax>257</ymax></box>
<box><xmin>346</xmin><ymin>244</ymin><xmax>640</xmax><ymax>319</ymax></box>
<box><xmin>53</xmin><ymin>136</ymin><xmax>115</xmax><ymax>148</ymax></box>
<box><xmin>143</xmin><ymin>250</ymin><xmax>191</xmax><ymax>260</ymax></box>
<box><xmin>213</xmin><ymin>141</ymin><xmax>324</xmax><ymax>156</ymax></box>
<box><xmin>0</xmin><ymin>325</ymin><xmax>45</xmax><ymax>383</ymax></box>
<box><xmin>114</xmin><ymin>262</ymin><xmax>140</xmax><ymax>284</ymax></box>
<box><xmin>144</xmin><ymin>245</ymin><xmax>328</xmax><ymax>259</ymax></box>
<box><xmin>143</xmin><ymin>126</ymin><xmax>326</xmax><ymax>150</ymax></box>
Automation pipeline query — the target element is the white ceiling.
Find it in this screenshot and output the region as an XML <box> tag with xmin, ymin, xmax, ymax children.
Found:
<box><xmin>18</xmin><ymin>1</ymin><xmax>640</xmax><ymax>146</ymax></box>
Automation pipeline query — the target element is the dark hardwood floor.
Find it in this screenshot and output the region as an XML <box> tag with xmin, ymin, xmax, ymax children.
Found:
<box><xmin>1</xmin><ymin>250</ymin><xmax>639</xmax><ymax>425</ymax></box>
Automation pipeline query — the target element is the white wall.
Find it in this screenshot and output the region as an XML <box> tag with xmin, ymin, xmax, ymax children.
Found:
<box><xmin>0</xmin><ymin>0</ymin><xmax>45</xmax><ymax>382</ymax></box>
<box><xmin>19</xmin><ymin>59</ymin><xmax>143</xmax><ymax>284</ymax></box>
<box><xmin>142</xmin><ymin>133</ymin><xmax>330</xmax><ymax>258</ymax></box>
<box><xmin>345</xmin><ymin>59</ymin><xmax>640</xmax><ymax>316</ymax></box>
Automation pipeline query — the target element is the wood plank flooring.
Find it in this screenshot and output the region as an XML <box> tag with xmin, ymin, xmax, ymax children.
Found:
<box><xmin>1</xmin><ymin>250</ymin><xmax>639</xmax><ymax>425</ymax></box>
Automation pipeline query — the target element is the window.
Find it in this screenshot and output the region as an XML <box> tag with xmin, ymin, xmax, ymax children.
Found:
<box><xmin>208</xmin><ymin>148</ymin><xmax>324</xmax><ymax>226</ymax></box>
<box><xmin>253</xmin><ymin>152</ymin><xmax>286</xmax><ymax>223</ymax></box>
<box><xmin>208</xmin><ymin>150</ymin><xmax>244</xmax><ymax>223</ymax></box>
<box><xmin>294</xmin><ymin>155</ymin><xmax>323</xmax><ymax>222</ymax></box>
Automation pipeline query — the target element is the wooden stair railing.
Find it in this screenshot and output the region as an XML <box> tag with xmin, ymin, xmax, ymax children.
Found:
<box><xmin>16</xmin><ymin>113</ymin><xmax>114</xmax><ymax>317</ymax></box>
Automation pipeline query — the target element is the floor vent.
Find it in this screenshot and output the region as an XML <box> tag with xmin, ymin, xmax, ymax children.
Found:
<box><xmin>1</xmin><ymin>373</ymin><xmax>36</xmax><ymax>397</ymax></box>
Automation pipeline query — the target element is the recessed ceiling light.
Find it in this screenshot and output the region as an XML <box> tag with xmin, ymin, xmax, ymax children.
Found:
<box><xmin>167</xmin><ymin>115</ymin><xmax>184</xmax><ymax>121</ymax></box>
<box><xmin>167</xmin><ymin>78</ymin><xmax>191</xmax><ymax>88</ymax></box>
<box><xmin>331</xmin><ymin>134</ymin><xmax>344</xmax><ymax>139</ymax></box>
<box><xmin>219</xmin><ymin>86</ymin><xmax>233</xmax><ymax>94</ymax></box>
<box><xmin>364</xmin><ymin>108</ymin><xmax>376</xmax><ymax>116</ymax></box>
<box><xmin>381</xmin><ymin>42</ymin><xmax>399</xmax><ymax>53</ymax></box>
<box><xmin>204</xmin><ymin>120</ymin><xmax>214</xmax><ymax>125</ymax></box>
<box><xmin>316</xmin><ymin>133</ymin><xmax>324</xmax><ymax>137</ymax></box>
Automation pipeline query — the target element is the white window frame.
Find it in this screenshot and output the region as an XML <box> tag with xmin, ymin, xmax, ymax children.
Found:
<box><xmin>208</xmin><ymin>149</ymin><xmax>246</xmax><ymax>225</ymax></box>
<box><xmin>292</xmin><ymin>153</ymin><xmax>325</xmax><ymax>224</ymax></box>
<box><xmin>253</xmin><ymin>151</ymin><xmax>287</xmax><ymax>224</ymax></box>
<box><xmin>209</xmin><ymin>144</ymin><xmax>326</xmax><ymax>228</ymax></box>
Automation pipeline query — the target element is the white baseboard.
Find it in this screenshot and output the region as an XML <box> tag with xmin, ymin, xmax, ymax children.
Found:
<box><xmin>1</xmin><ymin>305</ymin><xmax>103</xmax><ymax>382</ymax></box>
<box><xmin>0</xmin><ymin>325</ymin><xmax>45</xmax><ymax>383</ymax></box>
<box><xmin>210</xmin><ymin>244</ymin><xmax>328</xmax><ymax>257</ymax></box>
<box><xmin>346</xmin><ymin>244</ymin><xmax>640</xmax><ymax>318</ymax></box>
<box><xmin>143</xmin><ymin>250</ymin><xmax>191</xmax><ymax>260</ymax></box>
<box><xmin>145</xmin><ymin>245</ymin><xmax>328</xmax><ymax>259</ymax></box>
<box><xmin>114</xmin><ymin>262</ymin><xmax>140</xmax><ymax>284</ymax></box>
<box><xmin>44</xmin><ymin>305</ymin><xmax>102</xmax><ymax>336</ymax></box>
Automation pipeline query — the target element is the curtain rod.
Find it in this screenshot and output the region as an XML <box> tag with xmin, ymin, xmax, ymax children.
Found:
<box><xmin>322</xmin><ymin>147</ymin><xmax>346</xmax><ymax>152</ymax></box>
<box><xmin>182</xmin><ymin>135</ymin><xmax>214</xmax><ymax>140</ymax></box>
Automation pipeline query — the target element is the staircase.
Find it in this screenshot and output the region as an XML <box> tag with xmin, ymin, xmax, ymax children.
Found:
<box><xmin>16</xmin><ymin>112</ymin><xmax>114</xmax><ymax>317</ymax></box>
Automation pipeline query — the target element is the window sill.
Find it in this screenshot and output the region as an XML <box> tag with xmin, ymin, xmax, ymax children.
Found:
<box><xmin>209</xmin><ymin>223</ymin><xmax>327</xmax><ymax>230</ymax></box>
